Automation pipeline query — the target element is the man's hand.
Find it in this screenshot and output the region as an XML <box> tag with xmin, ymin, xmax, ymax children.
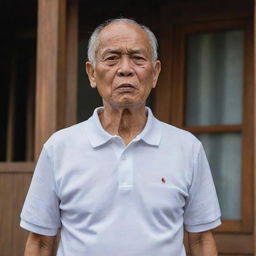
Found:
<box><xmin>24</xmin><ymin>232</ymin><xmax>56</xmax><ymax>256</ymax></box>
<box><xmin>188</xmin><ymin>230</ymin><xmax>218</xmax><ymax>256</ymax></box>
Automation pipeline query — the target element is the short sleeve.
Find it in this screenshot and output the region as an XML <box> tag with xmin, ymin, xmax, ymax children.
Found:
<box><xmin>184</xmin><ymin>143</ymin><xmax>221</xmax><ymax>233</ymax></box>
<box><xmin>20</xmin><ymin>144</ymin><xmax>61</xmax><ymax>236</ymax></box>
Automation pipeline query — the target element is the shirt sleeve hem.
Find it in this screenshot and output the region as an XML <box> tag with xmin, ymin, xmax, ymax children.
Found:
<box><xmin>20</xmin><ymin>219</ymin><xmax>58</xmax><ymax>236</ymax></box>
<box><xmin>185</xmin><ymin>218</ymin><xmax>221</xmax><ymax>233</ymax></box>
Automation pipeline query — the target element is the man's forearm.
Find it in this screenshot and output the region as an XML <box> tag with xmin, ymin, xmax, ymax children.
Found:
<box><xmin>24</xmin><ymin>243</ymin><xmax>53</xmax><ymax>256</ymax></box>
<box><xmin>24</xmin><ymin>233</ymin><xmax>56</xmax><ymax>256</ymax></box>
<box><xmin>188</xmin><ymin>231</ymin><xmax>218</xmax><ymax>256</ymax></box>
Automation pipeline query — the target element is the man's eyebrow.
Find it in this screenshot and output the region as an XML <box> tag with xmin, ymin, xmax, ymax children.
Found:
<box><xmin>101</xmin><ymin>49</ymin><xmax>122</xmax><ymax>56</ymax></box>
<box><xmin>128</xmin><ymin>49</ymin><xmax>147</xmax><ymax>54</ymax></box>
<box><xmin>101</xmin><ymin>48</ymin><xmax>147</xmax><ymax>56</ymax></box>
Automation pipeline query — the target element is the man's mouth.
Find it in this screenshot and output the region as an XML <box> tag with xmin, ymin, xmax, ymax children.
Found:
<box><xmin>116</xmin><ymin>84</ymin><xmax>137</xmax><ymax>91</ymax></box>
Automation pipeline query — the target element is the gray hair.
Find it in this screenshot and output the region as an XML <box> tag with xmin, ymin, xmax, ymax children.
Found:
<box><xmin>87</xmin><ymin>18</ymin><xmax>158</xmax><ymax>66</ymax></box>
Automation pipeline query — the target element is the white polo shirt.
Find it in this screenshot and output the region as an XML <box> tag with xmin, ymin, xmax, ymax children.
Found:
<box><xmin>20</xmin><ymin>107</ymin><xmax>221</xmax><ymax>256</ymax></box>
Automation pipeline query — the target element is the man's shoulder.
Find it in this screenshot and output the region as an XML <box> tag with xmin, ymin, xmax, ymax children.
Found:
<box><xmin>45</xmin><ymin>120</ymin><xmax>89</xmax><ymax>148</ymax></box>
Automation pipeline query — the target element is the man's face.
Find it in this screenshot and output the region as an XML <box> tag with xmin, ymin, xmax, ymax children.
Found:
<box><xmin>86</xmin><ymin>22</ymin><xmax>161</xmax><ymax>108</ymax></box>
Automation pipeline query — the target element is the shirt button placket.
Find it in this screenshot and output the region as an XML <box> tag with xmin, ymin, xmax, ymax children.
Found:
<box><xmin>118</xmin><ymin>149</ymin><xmax>133</xmax><ymax>189</ymax></box>
<box><xmin>121</xmin><ymin>152</ymin><xmax>126</xmax><ymax>160</ymax></box>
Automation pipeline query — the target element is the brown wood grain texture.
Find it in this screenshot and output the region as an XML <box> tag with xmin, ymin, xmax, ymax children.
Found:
<box><xmin>0</xmin><ymin>162</ymin><xmax>35</xmax><ymax>173</ymax></box>
<box><xmin>161</xmin><ymin>0</ymin><xmax>253</xmax><ymax>25</ymax></box>
<box><xmin>185</xmin><ymin>231</ymin><xmax>253</xmax><ymax>254</ymax></box>
<box><xmin>0</xmin><ymin>174</ymin><xmax>32</xmax><ymax>256</ymax></box>
<box><xmin>215</xmin><ymin>234</ymin><xmax>253</xmax><ymax>254</ymax></box>
<box><xmin>65</xmin><ymin>0</ymin><xmax>78</xmax><ymax>127</ymax></box>
<box><xmin>215</xmin><ymin>220</ymin><xmax>241</xmax><ymax>232</ymax></box>
<box><xmin>254</xmin><ymin>0</ymin><xmax>256</xmax><ymax>252</ymax></box>
<box><xmin>240</xmin><ymin>20</ymin><xmax>254</xmax><ymax>233</ymax></box>
<box><xmin>188</xmin><ymin>254</ymin><xmax>252</xmax><ymax>256</ymax></box>
<box><xmin>184</xmin><ymin>125</ymin><xmax>242</xmax><ymax>133</ymax></box>
<box><xmin>35</xmin><ymin>0</ymin><xmax>67</xmax><ymax>158</ymax></box>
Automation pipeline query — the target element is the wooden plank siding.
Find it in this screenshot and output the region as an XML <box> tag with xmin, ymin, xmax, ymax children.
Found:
<box><xmin>0</xmin><ymin>173</ymin><xmax>32</xmax><ymax>255</ymax></box>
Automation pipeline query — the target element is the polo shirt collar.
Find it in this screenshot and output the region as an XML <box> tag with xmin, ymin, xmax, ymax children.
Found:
<box><xmin>85</xmin><ymin>107</ymin><xmax>162</xmax><ymax>148</ymax></box>
<box><xmin>138</xmin><ymin>107</ymin><xmax>162</xmax><ymax>146</ymax></box>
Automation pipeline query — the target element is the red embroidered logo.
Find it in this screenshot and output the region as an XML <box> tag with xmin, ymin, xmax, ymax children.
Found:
<box><xmin>161</xmin><ymin>177</ymin><xmax>166</xmax><ymax>183</ymax></box>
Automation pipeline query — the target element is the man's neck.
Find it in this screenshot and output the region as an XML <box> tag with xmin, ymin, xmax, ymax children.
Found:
<box><xmin>99</xmin><ymin>104</ymin><xmax>148</xmax><ymax>145</ymax></box>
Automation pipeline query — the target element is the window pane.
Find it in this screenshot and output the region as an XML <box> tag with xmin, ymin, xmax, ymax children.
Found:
<box><xmin>197</xmin><ymin>133</ymin><xmax>241</xmax><ymax>220</ymax></box>
<box><xmin>185</xmin><ymin>30</ymin><xmax>244</xmax><ymax>126</ymax></box>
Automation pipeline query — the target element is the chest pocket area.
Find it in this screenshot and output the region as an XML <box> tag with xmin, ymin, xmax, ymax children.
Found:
<box><xmin>138</xmin><ymin>183</ymin><xmax>188</xmax><ymax>230</ymax></box>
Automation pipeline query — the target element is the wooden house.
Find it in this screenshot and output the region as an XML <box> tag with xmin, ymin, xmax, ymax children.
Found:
<box><xmin>0</xmin><ymin>0</ymin><xmax>255</xmax><ymax>254</ymax></box>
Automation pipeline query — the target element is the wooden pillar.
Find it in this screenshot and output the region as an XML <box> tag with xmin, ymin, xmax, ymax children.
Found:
<box><xmin>254</xmin><ymin>1</ymin><xmax>256</xmax><ymax>255</ymax></box>
<box><xmin>35</xmin><ymin>0</ymin><xmax>67</xmax><ymax>157</ymax></box>
<box><xmin>65</xmin><ymin>0</ymin><xmax>78</xmax><ymax>126</ymax></box>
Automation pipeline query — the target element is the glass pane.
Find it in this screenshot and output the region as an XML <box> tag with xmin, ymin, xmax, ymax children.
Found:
<box><xmin>185</xmin><ymin>30</ymin><xmax>244</xmax><ymax>126</ymax></box>
<box><xmin>197</xmin><ymin>133</ymin><xmax>241</xmax><ymax>220</ymax></box>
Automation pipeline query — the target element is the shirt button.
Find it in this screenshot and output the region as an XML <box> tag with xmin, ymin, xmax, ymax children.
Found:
<box><xmin>121</xmin><ymin>153</ymin><xmax>126</xmax><ymax>160</ymax></box>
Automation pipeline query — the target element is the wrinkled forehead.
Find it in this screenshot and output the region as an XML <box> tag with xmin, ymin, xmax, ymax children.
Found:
<box><xmin>96</xmin><ymin>22</ymin><xmax>152</xmax><ymax>55</ymax></box>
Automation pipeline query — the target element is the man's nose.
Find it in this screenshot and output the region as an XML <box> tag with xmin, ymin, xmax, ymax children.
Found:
<box><xmin>117</xmin><ymin>56</ymin><xmax>134</xmax><ymax>77</ymax></box>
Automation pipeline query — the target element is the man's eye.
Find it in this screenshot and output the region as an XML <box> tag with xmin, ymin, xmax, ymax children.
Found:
<box><xmin>134</xmin><ymin>56</ymin><xmax>144</xmax><ymax>60</ymax></box>
<box><xmin>133</xmin><ymin>56</ymin><xmax>146</xmax><ymax>63</ymax></box>
<box><xmin>105</xmin><ymin>56</ymin><xmax>118</xmax><ymax>61</ymax></box>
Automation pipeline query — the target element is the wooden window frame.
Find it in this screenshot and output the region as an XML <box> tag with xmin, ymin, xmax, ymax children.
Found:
<box><xmin>0</xmin><ymin>38</ymin><xmax>36</xmax><ymax>163</ymax></box>
<box><xmin>158</xmin><ymin>18</ymin><xmax>253</xmax><ymax>233</ymax></box>
<box><xmin>0</xmin><ymin>0</ymin><xmax>78</xmax><ymax>171</ymax></box>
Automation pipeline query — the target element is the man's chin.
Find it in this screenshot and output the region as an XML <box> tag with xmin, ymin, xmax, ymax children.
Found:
<box><xmin>107</xmin><ymin>100</ymin><xmax>145</xmax><ymax>109</ymax></box>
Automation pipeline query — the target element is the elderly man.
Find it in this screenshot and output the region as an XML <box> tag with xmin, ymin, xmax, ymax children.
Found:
<box><xmin>21</xmin><ymin>18</ymin><xmax>221</xmax><ymax>256</ymax></box>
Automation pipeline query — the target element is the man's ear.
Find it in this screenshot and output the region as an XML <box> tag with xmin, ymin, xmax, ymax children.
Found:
<box><xmin>152</xmin><ymin>60</ymin><xmax>161</xmax><ymax>89</ymax></box>
<box><xmin>85</xmin><ymin>62</ymin><xmax>97</xmax><ymax>88</ymax></box>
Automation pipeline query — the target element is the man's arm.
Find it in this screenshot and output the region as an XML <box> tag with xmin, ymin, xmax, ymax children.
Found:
<box><xmin>24</xmin><ymin>232</ymin><xmax>56</xmax><ymax>256</ymax></box>
<box><xmin>188</xmin><ymin>230</ymin><xmax>218</xmax><ymax>256</ymax></box>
